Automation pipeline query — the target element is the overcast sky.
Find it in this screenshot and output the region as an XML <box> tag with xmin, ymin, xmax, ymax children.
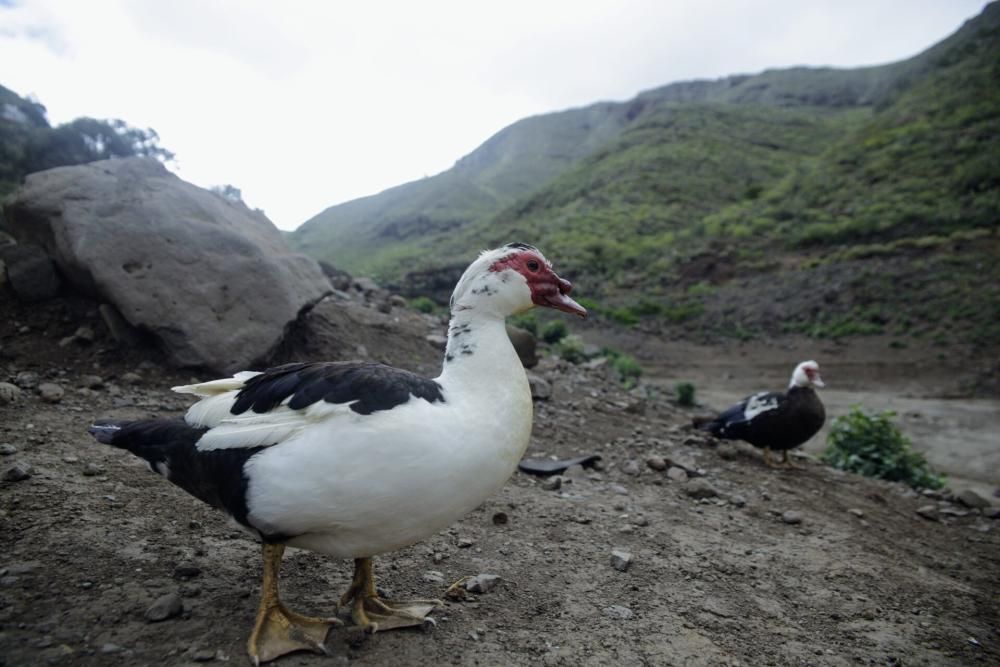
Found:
<box><xmin>0</xmin><ymin>0</ymin><xmax>987</xmax><ymax>230</ymax></box>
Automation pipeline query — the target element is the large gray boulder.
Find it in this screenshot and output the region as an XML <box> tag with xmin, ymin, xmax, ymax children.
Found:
<box><xmin>3</xmin><ymin>158</ymin><xmax>331</xmax><ymax>373</ymax></box>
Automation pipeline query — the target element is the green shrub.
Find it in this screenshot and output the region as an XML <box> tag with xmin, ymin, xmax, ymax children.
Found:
<box><xmin>611</xmin><ymin>354</ymin><xmax>643</xmax><ymax>389</ymax></box>
<box><xmin>408</xmin><ymin>296</ymin><xmax>438</xmax><ymax>314</ymax></box>
<box><xmin>822</xmin><ymin>407</ymin><xmax>945</xmax><ymax>490</ymax></box>
<box><xmin>509</xmin><ymin>312</ymin><xmax>538</xmax><ymax>336</ymax></box>
<box><xmin>556</xmin><ymin>334</ymin><xmax>586</xmax><ymax>364</ymax></box>
<box><xmin>675</xmin><ymin>382</ymin><xmax>696</xmax><ymax>407</ymax></box>
<box><xmin>541</xmin><ymin>320</ymin><xmax>569</xmax><ymax>344</ymax></box>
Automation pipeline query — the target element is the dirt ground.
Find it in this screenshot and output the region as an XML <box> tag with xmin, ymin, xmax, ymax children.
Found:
<box><xmin>1</xmin><ymin>293</ymin><xmax>998</xmax><ymax>666</ymax></box>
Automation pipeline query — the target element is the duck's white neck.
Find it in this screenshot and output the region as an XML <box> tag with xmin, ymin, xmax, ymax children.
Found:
<box><xmin>436</xmin><ymin>309</ymin><xmax>524</xmax><ymax>390</ymax></box>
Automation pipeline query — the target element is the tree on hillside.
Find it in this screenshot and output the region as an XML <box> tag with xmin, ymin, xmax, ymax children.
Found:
<box><xmin>24</xmin><ymin>117</ymin><xmax>174</xmax><ymax>173</ymax></box>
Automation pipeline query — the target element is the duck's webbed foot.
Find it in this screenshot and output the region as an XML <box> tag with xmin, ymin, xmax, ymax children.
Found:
<box><xmin>339</xmin><ymin>557</ymin><xmax>441</xmax><ymax>633</ymax></box>
<box><xmin>780</xmin><ymin>449</ymin><xmax>800</xmax><ymax>469</ymax></box>
<box><xmin>248</xmin><ymin>544</ymin><xmax>341</xmax><ymax>666</ymax></box>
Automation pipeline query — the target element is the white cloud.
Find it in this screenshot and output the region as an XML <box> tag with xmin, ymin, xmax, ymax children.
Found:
<box><xmin>0</xmin><ymin>0</ymin><xmax>987</xmax><ymax>229</ymax></box>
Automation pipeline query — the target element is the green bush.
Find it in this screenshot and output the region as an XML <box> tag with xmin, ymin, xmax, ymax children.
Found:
<box><xmin>408</xmin><ymin>296</ymin><xmax>438</xmax><ymax>314</ymax></box>
<box><xmin>509</xmin><ymin>312</ymin><xmax>538</xmax><ymax>336</ymax></box>
<box><xmin>611</xmin><ymin>354</ymin><xmax>643</xmax><ymax>389</ymax></box>
<box><xmin>556</xmin><ymin>334</ymin><xmax>586</xmax><ymax>364</ymax></box>
<box><xmin>822</xmin><ymin>407</ymin><xmax>945</xmax><ymax>489</ymax></box>
<box><xmin>675</xmin><ymin>382</ymin><xmax>696</xmax><ymax>407</ymax></box>
<box><xmin>541</xmin><ymin>320</ymin><xmax>569</xmax><ymax>344</ymax></box>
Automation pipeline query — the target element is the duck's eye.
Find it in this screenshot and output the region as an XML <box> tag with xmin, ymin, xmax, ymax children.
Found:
<box><xmin>526</xmin><ymin>260</ymin><xmax>540</xmax><ymax>272</ymax></box>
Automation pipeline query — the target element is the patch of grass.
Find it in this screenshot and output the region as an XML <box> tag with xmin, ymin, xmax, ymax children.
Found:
<box><xmin>675</xmin><ymin>382</ymin><xmax>696</xmax><ymax>407</ymax></box>
<box><xmin>556</xmin><ymin>334</ymin><xmax>586</xmax><ymax>363</ymax></box>
<box><xmin>822</xmin><ymin>407</ymin><xmax>945</xmax><ymax>490</ymax></box>
<box><xmin>509</xmin><ymin>312</ymin><xmax>538</xmax><ymax>336</ymax></box>
<box><xmin>541</xmin><ymin>320</ymin><xmax>569</xmax><ymax>344</ymax></box>
<box><xmin>408</xmin><ymin>296</ymin><xmax>439</xmax><ymax>314</ymax></box>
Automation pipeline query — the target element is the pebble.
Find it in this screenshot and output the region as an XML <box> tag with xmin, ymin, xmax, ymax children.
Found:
<box><xmin>603</xmin><ymin>605</ymin><xmax>634</xmax><ymax>620</ymax></box>
<box><xmin>0</xmin><ymin>382</ymin><xmax>22</xmax><ymax>404</ymax></box>
<box><xmin>527</xmin><ymin>374</ymin><xmax>552</xmax><ymax>401</ymax></box>
<box><xmin>432</xmin><ymin>552</ymin><xmax>446</xmax><ymax>564</ymax></box>
<box><xmin>14</xmin><ymin>371</ymin><xmax>39</xmax><ymax>390</ymax></box>
<box><xmin>492</xmin><ymin>511</ymin><xmax>509</xmax><ymax>525</ymax></box>
<box><xmin>848</xmin><ymin>508</ymin><xmax>865</xmax><ymax>518</ymax></box>
<box><xmin>425</xmin><ymin>334</ymin><xmax>448</xmax><ymax>351</ymax></box>
<box><xmin>74</xmin><ymin>325</ymin><xmax>96</xmax><ymax>343</ymax></box>
<box><xmin>422</xmin><ymin>570</ymin><xmax>445</xmax><ymax>584</ymax></box>
<box><xmin>781</xmin><ymin>511</ymin><xmax>804</xmax><ymax>525</ymax></box>
<box><xmin>956</xmin><ymin>489</ymin><xmax>991</xmax><ymax>509</ymax></box>
<box><xmin>145</xmin><ymin>592</ymin><xmax>183</xmax><ymax>622</ymax></box>
<box><xmin>716</xmin><ymin>444</ymin><xmax>738</xmax><ymax>460</ymax></box>
<box><xmin>37</xmin><ymin>383</ymin><xmax>65</xmax><ymax>403</ymax></box>
<box><xmin>621</xmin><ymin>460</ymin><xmax>641</xmax><ymax>476</ymax></box>
<box><xmin>457</xmin><ymin>537</ymin><xmax>475</xmax><ymax>549</ymax></box>
<box><xmin>645</xmin><ymin>456</ymin><xmax>667</xmax><ymax>471</ymax></box>
<box><xmin>541</xmin><ymin>476</ymin><xmax>562</xmax><ymax>491</ymax></box>
<box><xmin>683</xmin><ymin>478</ymin><xmax>719</xmax><ymax>499</ymax></box>
<box><xmin>2</xmin><ymin>462</ymin><xmax>33</xmax><ymax>482</ymax></box>
<box><xmin>191</xmin><ymin>649</ymin><xmax>216</xmax><ymax>662</ymax></box>
<box><xmin>99</xmin><ymin>643</ymin><xmax>124</xmax><ymax>654</ymax></box>
<box><xmin>916</xmin><ymin>505</ymin><xmax>939</xmax><ymax>521</ymax></box>
<box><xmin>667</xmin><ymin>466</ymin><xmax>689</xmax><ymax>483</ymax></box>
<box><xmin>0</xmin><ymin>444</ymin><xmax>17</xmax><ymax>456</ymax></box>
<box><xmin>465</xmin><ymin>573</ymin><xmax>501</xmax><ymax>594</ymax></box>
<box><xmin>82</xmin><ymin>463</ymin><xmax>103</xmax><ymax>477</ymax></box>
<box><xmin>79</xmin><ymin>375</ymin><xmax>104</xmax><ymax>389</ymax></box>
<box><xmin>120</xmin><ymin>372</ymin><xmax>143</xmax><ymax>385</ymax></box>
<box><xmin>728</xmin><ymin>494</ymin><xmax>747</xmax><ymax>508</ymax></box>
<box><xmin>610</xmin><ymin>549</ymin><xmax>633</xmax><ymax>572</ymax></box>
<box><xmin>608</xmin><ymin>483</ymin><xmax>629</xmax><ymax>496</ymax></box>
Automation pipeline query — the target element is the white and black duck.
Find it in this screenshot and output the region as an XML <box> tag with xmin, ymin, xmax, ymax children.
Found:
<box><xmin>695</xmin><ymin>360</ymin><xmax>826</xmax><ymax>467</ymax></box>
<box><xmin>88</xmin><ymin>243</ymin><xmax>586</xmax><ymax>665</ymax></box>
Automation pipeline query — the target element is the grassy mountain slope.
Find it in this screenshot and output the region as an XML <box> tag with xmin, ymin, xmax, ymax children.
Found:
<box><xmin>293</xmin><ymin>4</ymin><xmax>999</xmax><ymax>349</ymax></box>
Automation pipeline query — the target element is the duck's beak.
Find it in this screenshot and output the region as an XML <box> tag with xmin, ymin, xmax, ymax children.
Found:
<box><xmin>540</xmin><ymin>275</ymin><xmax>587</xmax><ymax>318</ymax></box>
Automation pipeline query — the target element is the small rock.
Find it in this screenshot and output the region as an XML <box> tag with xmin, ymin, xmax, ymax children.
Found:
<box><xmin>432</xmin><ymin>552</ymin><xmax>446</xmax><ymax>564</ymax></box>
<box><xmin>526</xmin><ymin>373</ymin><xmax>552</xmax><ymax>401</ymax></box>
<box><xmin>621</xmin><ymin>460</ymin><xmax>641</xmax><ymax>476</ymax></box>
<box><xmin>666</xmin><ymin>466</ymin><xmax>689</xmax><ymax>483</ymax></box>
<box><xmin>82</xmin><ymin>463</ymin><xmax>103</xmax><ymax>477</ymax></box>
<box><xmin>916</xmin><ymin>505</ymin><xmax>939</xmax><ymax>521</ymax></box>
<box><xmin>465</xmin><ymin>574</ymin><xmax>500</xmax><ymax>594</ymax></box>
<box><xmin>456</xmin><ymin>537</ymin><xmax>475</xmax><ymax>549</ymax></box>
<box><xmin>492</xmin><ymin>511</ymin><xmax>509</xmax><ymax>525</ymax></box>
<box><xmin>120</xmin><ymin>372</ymin><xmax>142</xmax><ymax>385</ymax></box>
<box><xmin>683</xmin><ymin>478</ymin><xmax>718</xmax><ymax>499</ymax></box>
<box><xmin>541</xmin><ymin>476</ymin><xmax>562</xmax><ymax>491</ymax></box>
<box><xmin>37</xmin><ymin>382</ymin><xmax>64</xmax><ymax>403</ymax></box>
<box><xmin>631</xmin><ymin>515</ymin><xmax>649</xmax><ymax>527</ymax></box>
<box><xmin>645</xmin><ymin>456</ymin><xmax>667</xmax><ymax>471</ymax></box>
<box><xmin>848</xmin><ymin>509</ymin><xmax>865</xmax><ymax>518</ymax></box>
<box><xmin>14</xmin><ymin>371</ymin><xmax>39</xmax><ymax>389</ymax></box>
<box><xmin>0</xmin><ymin>444</ymin><xmax>17</xmax><ymax>456</ymax></box>
<box><xmin>99</xmin><ymin>643</ymin><xmax>124</xmax><ymax>654</ymax></box>
<box><xmin>0</xmin><ymin>382</ymin><xmax>22</xmax><ymax>405</ymax></box>
<box><xmin>2</xmin><ymin>462</ymin><xmax>33</xmax><ymax>482</ymax></box>
<box><xmin>608</xmin><ymin>483</ymin><xmax>629</xmax><ymax>496</ymax></box>
<box><xmin>603</xmin><ymin>605</ymin><xmax>633</xmax><ymax>620</ymax></box>
<box><xmin>781</xmin><ymin>511</ymin><xmax>804</xmax><ymax>525</ymax></box>
<box><xmin>191</xmin><ymin>649</ymin><xmax>216</xmax><ymax>662</ymax></box>
<box><xmin>728</xmin><ymin>494</ymin><xmax>747</xmax><ymax>508</ymax></box>
<box><xmin>422</xmin><ymin>571</ymin><xmax>445</xmax><ymax>584</ymax></box>
<box><xmin>389</xmin><ymin>294</ymin><xmax>408</xmax><ymax>309</ymax></box>
<box><xmin>983</xmin><ymin>507</ymin><xmax>1000</xmax><ymax>519</ymax></box>
<box><xmin>74</xmin><ymin>326</ymin><xmax>96</xmax><ymax>343</ymax></box>
<box><xmin>425</xmin><ymin>334</ymin><xmax>448</xmax><ymax>351</ymax></box>
<box><xmin>610</xmin><ymin>549</ymin><xmax>633</xmax><ymax>572</ymax></box>
<box><xmin>145</xmin><ymin>592</ymin><xmax>183</xmax><ymax>622</ymax></box>
<box><xmin>79</xmin><ymin>375</ymin><xmax>104</xmax><ymax>389</ymax></box>
<box><xmin>956</xmin><ymin>489</ymin><xmax>991</xmax><ymax>509</ymax></box>
<box><xmin>716</xmin><ymin>444</ymin><xmax>738</xmax><ymax>460</ymax></box>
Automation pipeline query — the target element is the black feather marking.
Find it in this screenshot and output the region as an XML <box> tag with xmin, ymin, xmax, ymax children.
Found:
<box><xmin>232</xmin><ymin>361</ymin><xmax>445</xmax><ymax>416</ymax></box>
<box><xmin>88</xmin><ymin>418</ymin><xmax>272</xmax><ymax>536</ymax></box>
<box><xmin>505</xmin><ymin>242</ymin><xmax>537</xmax><ymax>251</ymax></box>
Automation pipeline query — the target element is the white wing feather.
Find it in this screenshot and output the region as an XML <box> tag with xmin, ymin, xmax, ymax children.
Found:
<box><xmin>742</xmin><ymin>392</ymin><xmax>780</xmax><ymax>421</ymax></box>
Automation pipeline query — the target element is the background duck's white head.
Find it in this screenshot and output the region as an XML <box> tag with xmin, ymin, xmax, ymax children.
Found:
<box><xmin>790</xmin><ymin>360</ymin><xmax>824</xmax><ymax>389</ymax></box>
<box><xmin>450</xmin><ymin>243</ymin><xmax>587</xmax><ymax>319</ymax></box>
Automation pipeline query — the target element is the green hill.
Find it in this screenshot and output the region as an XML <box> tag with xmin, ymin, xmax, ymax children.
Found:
<box><xmin>291</xmin><ymin>4</ymin><xmax>999</xmax><ymax>349</ymax></box>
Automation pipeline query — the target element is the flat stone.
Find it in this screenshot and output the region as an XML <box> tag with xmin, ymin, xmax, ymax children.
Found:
<box><xmin>621</xmin><ymin>460</ymin><xmax>641</xmax><ymax>476</ymax></box>
<box><xmin>79</xmin><ymin>375</ymin><xmax>104</xmax><ymax>389</ymax></box>
<box><xmin>781</xmin><ymin>510</ymin><xmax>804</xmax><ymax>525</ymax></box>
<box><xmin>2</xmin><ymin>462</ymin><xmax>33</xmax><ymax>482</ymax></box>
<box><xmin>916</xmin><ymin>505</ymin><xmax>939</xmax><ymax>521</ymax></box>
<box><xmin>82</xmin><ymin>463</ymin><xmax>103</xmax><ymax>477</ymax></box>
<box><xmin>956</xmin><ymin>489</ymin><xmax>991</xmax><ymax>509</ymax></box>
<box><xmin>848</xmin><ymin>508</ymin><xmax>865</xmax><ymax>518</ymax></box>
<box><xmin>14</xmin><ymin>371</ymin><xmax>39</xmax><ymax>389</ymax></box>
<box><xmin>667</xmin><ymin>466</ymin><xmax>689</xmax><ymax>483</ymax></box>
<box><xmin>145</xmin><ymin>592</ymin><xmax>183</xmax><ymax>622</ymax></box>
<box><xmin>425</xmin><ymin>334</ymin><xmax>448</xmax><ymax>351</ymax></box>
<box><xmin>610</xmin><ymin>549</ymin><xmax>633</xmax><ymax>572</ymax></box>
<box><xmin>422</xmin><ymin>570</ymin><xmax>445</xmax><ymax>584</ymax></box>
<box><xmin>173</xmin><ymin>564</ymin><xmax>202</xmax><ymax>579</ymax></box>
<box><xmin>527</xmin><ymin>373</ymin><xmax>552</xmax><ymax>401</ymax></box>
<box><xmin>603</xmin><ymin>605</ymin><xmax>633</xmax><ymax>620</ymax></box>
<box><xmin>0</xmin><ymin>444</ymin><xmax>17</xmax><ymax>456</ymax></box>
<box><xmin>465</xmin><ymin>574</ymin><xmax>501</xmax><ymax>594</ymax></box>
<box><xmin>683</xmin><ymin>478</ymin><xmax>718</xmax><ymax>499</ymax></box>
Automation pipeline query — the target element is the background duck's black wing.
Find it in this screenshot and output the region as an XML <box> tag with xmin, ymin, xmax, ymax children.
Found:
<box><xmin>702</xmin><ymin>391</ymin><xmax>786</xmax><ymax>440</ymax></box>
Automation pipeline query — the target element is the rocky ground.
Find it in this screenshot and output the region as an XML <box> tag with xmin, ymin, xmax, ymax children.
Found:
<box><xmin>1</xmin><ymin>289</ymin><xmax>998</xmax><ymax>667</ymax></box>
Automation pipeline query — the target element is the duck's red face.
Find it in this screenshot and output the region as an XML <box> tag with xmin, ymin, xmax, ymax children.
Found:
<box><xmin>490</xmin><ymin>247</ymin><xmax>587</xmax><ymax>318</ymax></box>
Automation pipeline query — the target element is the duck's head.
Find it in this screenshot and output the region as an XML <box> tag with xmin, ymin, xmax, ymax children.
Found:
<box><xmin>450</xmin><ymin>243</ymin><xmax>587</xmax><ymax>319</ymax></box>
<box><xmin>790</xmin><ymin>360</ymin><xmax>824</xmax><ymax>389</ymax></box>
